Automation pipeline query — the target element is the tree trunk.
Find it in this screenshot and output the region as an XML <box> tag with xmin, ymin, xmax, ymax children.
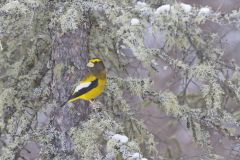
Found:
<box><xmin>49</xmin><ymin>22</ymin><xmax>91</xmax><ymax>156</ymax></box>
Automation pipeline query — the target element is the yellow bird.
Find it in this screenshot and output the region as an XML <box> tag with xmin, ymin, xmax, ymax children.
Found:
<box><xmin>61</xmin><ymin>58</ymin><xmax>106</xmax><ymax>106</ymax></box>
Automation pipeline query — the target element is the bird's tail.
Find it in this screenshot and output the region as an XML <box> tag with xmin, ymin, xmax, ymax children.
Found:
<box><xmin>59</xmin><ymin>94</ymin><xmax>72</xmax><ymax>108</ymax></box>
<box><xmin>59</xmin><ymin>100</ymin><xmax>68</xmax><ymax>108</ymax></box>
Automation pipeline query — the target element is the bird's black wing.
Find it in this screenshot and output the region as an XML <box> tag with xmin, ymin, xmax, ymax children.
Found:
<box><xmin>68</xmin><ymin>78</ymin><xmax>98</xmax><ymax>100</ymax></box>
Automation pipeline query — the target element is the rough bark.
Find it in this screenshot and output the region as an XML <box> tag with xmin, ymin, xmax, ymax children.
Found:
<box><xmin>49</xmin><ymin>22</ymin><xmax>91</xmax><ymax>155</ymax></box>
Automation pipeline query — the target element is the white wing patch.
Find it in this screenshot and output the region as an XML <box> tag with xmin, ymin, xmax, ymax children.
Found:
<box><xmin>73</xmin><ymin>82</ymin><xmax>91</xmax><ymax>93</ymax></box>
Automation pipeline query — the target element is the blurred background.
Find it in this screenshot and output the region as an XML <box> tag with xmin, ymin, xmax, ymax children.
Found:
<box><xmin>130</xmin><ymin>0</ymin><xmax>240</xmax><ymax>159</ymax></box>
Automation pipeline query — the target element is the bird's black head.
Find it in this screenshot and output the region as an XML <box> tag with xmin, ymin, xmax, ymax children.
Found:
<box><xmin>87</xmin><ymin>58</ymin><xmax>106</xmax><ymax>77</ymax></box>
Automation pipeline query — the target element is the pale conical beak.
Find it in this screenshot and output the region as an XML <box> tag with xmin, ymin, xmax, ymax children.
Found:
<box><xmin>87</xmin><ymin>62</ymin><xmax>94</xmax><ymax>68</ymax></box>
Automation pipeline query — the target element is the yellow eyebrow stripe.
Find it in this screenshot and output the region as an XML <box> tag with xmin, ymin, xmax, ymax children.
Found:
<box><xmin>89</xmin><ymin>58</ymin><xmax>102</xmax><ymax>63</ymax></box>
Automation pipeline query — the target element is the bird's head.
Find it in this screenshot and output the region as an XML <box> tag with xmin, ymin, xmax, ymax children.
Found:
<box><xmin>87</xmin><ymin>58</ymin><xmax>105</xmax><ymax>76</ymax></box>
